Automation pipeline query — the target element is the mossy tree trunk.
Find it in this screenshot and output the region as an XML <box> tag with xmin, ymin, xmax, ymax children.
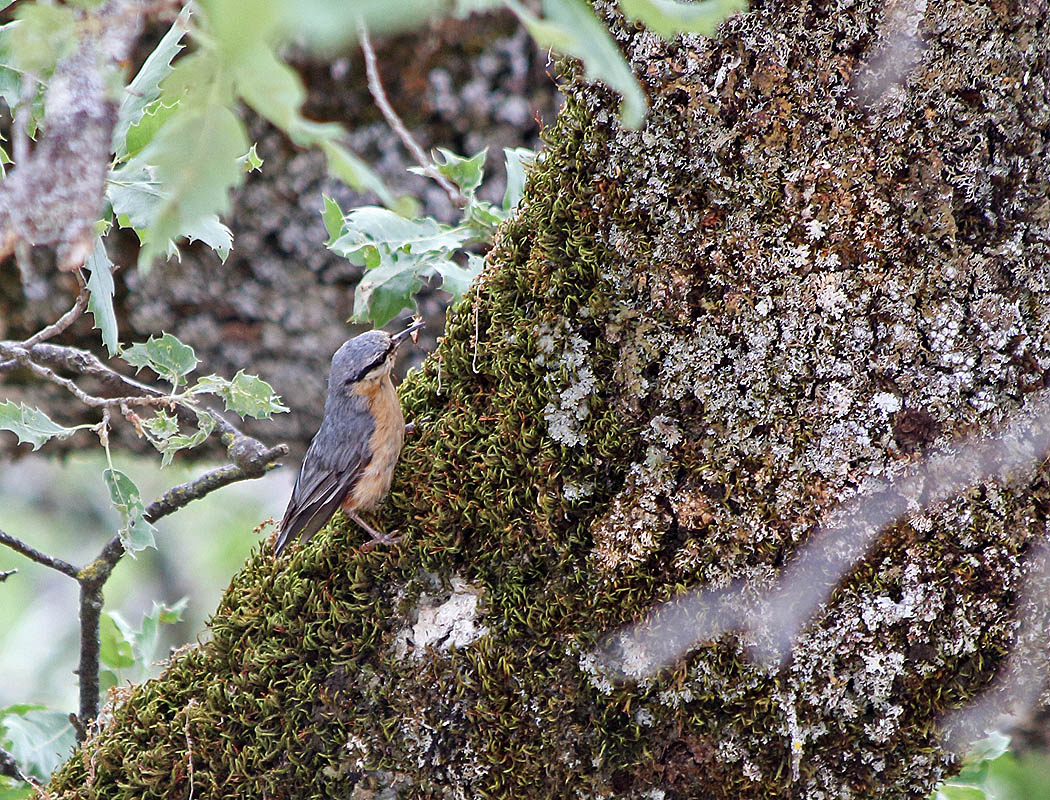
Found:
<box><xmin>48</xmin><ymin>0</ymin><xmax>1050</xmax><ymax>797</ymax></box>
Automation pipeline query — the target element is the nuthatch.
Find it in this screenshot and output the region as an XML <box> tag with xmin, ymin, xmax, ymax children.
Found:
<box><xmin>274</xmin><ymin>320</ymin><xmax>424</xmax><ymax>556</ymax></box>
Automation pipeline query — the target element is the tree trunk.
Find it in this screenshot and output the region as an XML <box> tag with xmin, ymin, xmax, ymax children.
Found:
<box><xmin>47</xmin><ymin>0</ymin><xmax>1050</xmax><ymax>797</ymax></box>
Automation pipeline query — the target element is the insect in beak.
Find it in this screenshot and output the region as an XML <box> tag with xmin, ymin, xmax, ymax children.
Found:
<box><xmin>390</xmin><ymin>319</ymin><xmax>425</xmax><ymax>346</ymax></box>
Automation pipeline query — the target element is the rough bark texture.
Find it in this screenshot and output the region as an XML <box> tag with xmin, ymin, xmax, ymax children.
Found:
<box><xmin>0</xmin><ymin>12</ymin><xmax>561</xmax><ymax>461</ymax></box>
<box><xmin>48</xmin><ymin>0</ymin><xmax>1050</xmax><ymax>797</ymax></box>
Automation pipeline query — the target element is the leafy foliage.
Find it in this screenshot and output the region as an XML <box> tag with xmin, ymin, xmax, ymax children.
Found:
<box><xmin>0</xmin><ymin>401</ymin><xmax>83</xmax><ymax>451</ymax></box>
<box><xmin>329</xmin><ymin>146</ymin><xmax>535</xmax><ymax>326</ymax></box>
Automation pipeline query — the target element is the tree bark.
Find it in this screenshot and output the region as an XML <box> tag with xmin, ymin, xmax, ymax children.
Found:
<box><xmin>47</xmin><ymin>0</ymin><xmax>1050</xmax><ymax>797</ymax></box>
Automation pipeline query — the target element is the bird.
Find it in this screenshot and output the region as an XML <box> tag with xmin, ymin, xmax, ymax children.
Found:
<box><xmin>273</xmin><ymin>320</ymin><xmax>424</xmax><ymax>556</ymax></box>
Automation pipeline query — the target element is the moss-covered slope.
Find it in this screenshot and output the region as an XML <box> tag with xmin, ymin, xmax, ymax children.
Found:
<box><xmin>49</xmin><ymin>0</ymin><xmax>1050</xmax><ymax>797</ymax></box>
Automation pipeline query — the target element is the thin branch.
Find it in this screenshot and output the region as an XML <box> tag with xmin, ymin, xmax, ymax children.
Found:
<box><xmin>22</xmin><ymin>277</ymin><xmax>91</xmax><ymax>348</ymax></box>
<box><xmin>145</xmin><ymin>444</ymin><xmax>288</xmax><ymax>524</ymax></box>
<box><xmin>358</xmin><ymin>22</ymin><xmax>467</xmax><ymax>208</ymax></box>
<box><xmin>0</xmin><ymin>569</ymin><xmax>16</xmax><ymax>582</ymax></box>
<box><xmin>0</xmin><ymin>528</ymin><xmax>79</xmax><ymax>580</ymax></box>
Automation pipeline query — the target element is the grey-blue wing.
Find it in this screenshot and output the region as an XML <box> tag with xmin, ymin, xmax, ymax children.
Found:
<box><xmin>274</xmin><ymin>410</ymin><xmax>373</xmax><ymax>555</ymax></box>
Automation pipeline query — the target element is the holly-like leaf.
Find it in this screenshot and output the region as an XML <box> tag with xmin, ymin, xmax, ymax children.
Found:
<box><xmin>619</xmin><ymin>0</ymin><xmax>747</xmax><ymax>38</ymax></box>
<box><xmin>0</xmin><ymin>401</ymin><xmax>78</xmax><ymax>450</ymax></box>
<box><xmin>329</xmin><ymin>207</ymin><xmax>472</xmax><ymax>266</ymax></box>
<box><xmin>123</xmin><ymin>99</ymin><xmax>180</xmax><ymax>159</ymax></box>
<box><xmin>133</xmin><ymin>82</ymin><xmax>248</xmax><ymax>270</ymax></box>
<box><xmin>410</xmin><ymin>147</ymin><xmax>487</xmax><ymax>195</ymax></box>
<box><xmin>102</xmin><ymin>468</ymin><xmax>157</xmax><ymax>553</ymax></box>
<box><xmin>142</xmin><ymin>410</ymin><xmax>179</xmax><ymax>441</ymax></box>
<box><xmin>0</xmin><ymin>708</ymin><xmax>76</xmax><ymax>780</ymax></box>
<box><xmin>191</xmin><ymin>371</ymin><xmax>289</xmax><ymax>419</ymax></box>
<box><xmin>509</xmin><ymin>0</ymin><xmax>646</xmax><ymax>128</ymax></box>
<box><xmin>121</xmin><ymin>333</ymin><xmax>198</xmax><ymax>388</ymax></box>
<box><xmin>135</xmin><ymin>598</ymin><xmax>188</xmax><ymax>671</ymax></box>
<box><xmin>158</xmin><ymin>411</ymin><xmax>215</xmax><ymax>467</ymax></box>
<box><xmin>85</xmin><ymin>237</ymin><xmax>119</xmax><ymax>356</ymax></box>
<box><xmin>113</xmin><ymin>5</ymin><xmax>191</xmax><ymax>156</ymax></box>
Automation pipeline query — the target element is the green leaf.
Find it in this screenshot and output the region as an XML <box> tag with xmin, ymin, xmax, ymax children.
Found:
<box><xmin>502</xmin><ymin>147</ymin><xmax>535</xmax><ymax>211</ymax></box>
<box><xmin>103</xmin><ymin>468</ymin><xmax>157</xmax><ymax>552</ymax></box>
<box><xmin>178</xmin><ymin>215</ymin><xmax>233</xmax><ymax>262</ymax></box>
<box><xmin>191</xmin><ymin>371</ymin><xmax>289</xmax><ymax>419</ymax></box>
<box><xmin>321</xmin><ymin>195</ymin><xmax>344</xmax><ymax>245</ymax></box>
<box><xmin>0</xmin><ymin>401</ymin><xmax>78</xmax><ymax>450</ymax></box>
<box><xmin>0</xmin><ymin>776</ymin><xmax>35</xmax><ymax>799</ymax></box>
<box><xmin>134</xmin><ymin>93</ymin><xmax>248</xmax><ymax>270</ymax></box>
<box><xmin>354</xmin><ymin>260</ymin><xmax>427</xmax><ymax>328</ymax></box>
<box><xmin>108</xmin><ymin>163</ymin><xmax>233</xmax><ymax>260</ymax></box>
<box><xmin>238</xmin><ymin>143</ymin><xmax>263</xmax><ymax>172</ymax></box>
<box><xmin>410</xmin><ymin>147</ymin><xmax>487</xmax><ymax>195</ymax></box>
<box><xmin>287</xmin><ymin>0</ymin><xmax>446</xmax><ymax>49</ymax></box>
<box><xmin>85</xmin><ymin>237</ymin><xmax>119</xmax><ymax>356</ymax></box>
<box><xmin>99</xmin><ymin>614</ymin><xmax>135</xmax><ymax>669</ymax></box>
<box><xmin>112</xmin><ymin>1</ymin><xmax>188</xmax><ymax>152</ymax></box>
<box><xmin>121</xmin><ymin>333</ymin><xmax>198</xmax><ymax>388</ymax></box>
<box><xmin>509</xmin><ymin>0</ymin><xmax>647</xmax><ymax>129</ymax></box>
<box><xmin>123</xmin><ymin>99</ymin><xmax>180</xmax><ymax>159</ymax></box>
<box><xmin>158</xmin><ymin>411</ymin><xmax>215</xmax><ymax>467</ymax></box>
<box><xmin>135</xmin><ymin>598</ymin><xmax>188</xmax><ymax>670</ymax></box>
<box><xmin>432</xmin><ymin>258</ymin><xmax>482</xmax><ymax>300</ymax></box>
<box><xmin>329</xmin><ymin>207</ymin><xmax>472</xmax><ymax>265</ymax></box>
<box><xmin>934</xmin><ymin>785</ymin><xmax>986</xmax><ymax>800</ymax></box>
<box><xmin>619</xmin><ymin>0</ymin><xmax>747</xmax><ymax>38</ymax></box>
<box><xmin>142</xmin><ymin>410</ymin><xmax>179</xmax><ymax>440</ymax></box>
<box><xmin>102</xmin><ymin>464</ymin><xmax>157</xmax><ymax>550</ymax></box>
<box><xmin>0</xmin><ymin>708</ymin><xmax>76</xmax><ymax>780</ymax></box>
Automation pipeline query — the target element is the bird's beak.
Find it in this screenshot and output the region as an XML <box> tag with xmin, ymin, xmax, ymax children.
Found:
<box><xmin>390</xmin><ymin>319</ymin><xmax>425</xmax><ymax>345</ymax></box>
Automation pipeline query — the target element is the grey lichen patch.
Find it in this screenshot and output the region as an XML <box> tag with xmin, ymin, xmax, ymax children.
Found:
<box><xmin>538</xmin><ymin>321</ymin><xmax>599</xmax><ymax>448</ymax></box>
<box><xmin>393</xmin><ymin>575</ymin><xmax>488</xmax><ymax>658</ymax></box>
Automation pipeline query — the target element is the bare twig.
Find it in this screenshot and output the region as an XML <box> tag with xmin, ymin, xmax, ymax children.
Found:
<box><xmin>358</xmin><ymin>22</ymin><xmax>467</xmax><ymax>208</ymax></box>
<box><xmin>0</xmin><ymin>569</ymin><xmax>16</xmax><ymax>582</ymax></box>
<box><xmin>146</xmin><ymin>448</ymin><xmax>288</xmax><ymax>524</ymax></box>
<box><xmin>22</xmin><ymin>276</ymin><xmax>91</xmax><ymax>348</ymax></box>
<box><xmin>0</xmin><ymin>528</ymin><xmax>79</xmax><ymax>579</ymax></box>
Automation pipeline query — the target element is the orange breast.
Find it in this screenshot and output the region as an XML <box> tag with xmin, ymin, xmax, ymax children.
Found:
<box><xmin>344</xmin><ymin>374</ymin><xmax>405</xmax><ymax>511</ymax></box>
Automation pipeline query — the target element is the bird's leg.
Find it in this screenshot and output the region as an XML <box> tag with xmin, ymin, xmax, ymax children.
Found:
<box><xmin>348</xmin><ymin>510</ymin><xmax>401</xmax><ymax>549</ymax></box>
<box><xmin>404</xmin><ymin>415</ymin><xmax>432</xmax><ymax>436</ymax></box>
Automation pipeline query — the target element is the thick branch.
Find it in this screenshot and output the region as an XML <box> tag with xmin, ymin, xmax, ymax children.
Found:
<box><xmin>77</xmin><ymin>581</ymin><xmax>104</xmax><ymax>730</ymax></box>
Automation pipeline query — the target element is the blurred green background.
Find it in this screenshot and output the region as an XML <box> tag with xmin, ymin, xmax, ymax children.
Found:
<box><xmin>0</xmin><ymin>453</ymin><xmax>292</xmax><ymax>711</ymax></box>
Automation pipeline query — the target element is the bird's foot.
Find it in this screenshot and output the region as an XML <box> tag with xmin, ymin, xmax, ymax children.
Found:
<box><xmin>349</xmin><ymin>510</ymin><xmax>401</xmax><ymax>551</ymax></box>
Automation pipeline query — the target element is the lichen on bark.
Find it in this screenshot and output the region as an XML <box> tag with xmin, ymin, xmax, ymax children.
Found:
<box><xmin>47</xmin><ymin>0</ymin><xmax>1050</xmax><ymax>797</ymax></box>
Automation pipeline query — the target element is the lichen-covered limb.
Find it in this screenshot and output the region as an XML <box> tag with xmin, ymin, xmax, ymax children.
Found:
<box><xmin>0</xmin><ymin>0</ymin><xmax>145</xmax><ymax>271</ymax></box>
<box><xmin>48</xmin><ymin>0</ymin><xmax>1050</xmax><ymax>797</ymax></box>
